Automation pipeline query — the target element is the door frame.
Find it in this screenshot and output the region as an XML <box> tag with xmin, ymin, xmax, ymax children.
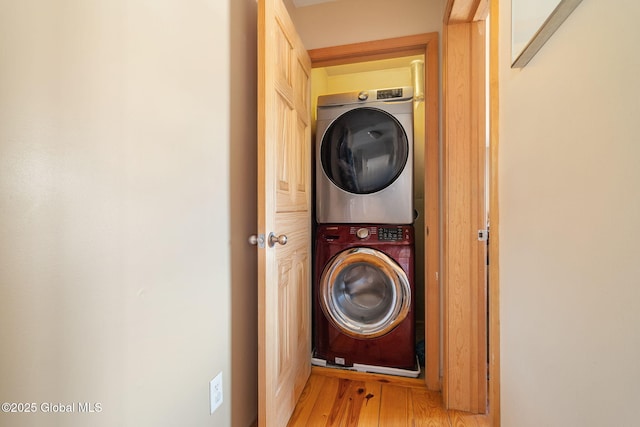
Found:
<box><xmin>443</xmin><ymin>0</ymin><xmax>500</xmax><ymax>422</ymax></box>
<box><xmin>442</xmin><ymin>7</ymin><xmax>488</xmax><ymax>415</ymax></box>
<box><xmin>308</xmin><ymin>32</ymin><xmax>441</xmax><ymax>391</ymax></box>
<box><xmin>488</xmin><ymin>0</ymin><xmax>501</xmax><ymax>424</ymax></box>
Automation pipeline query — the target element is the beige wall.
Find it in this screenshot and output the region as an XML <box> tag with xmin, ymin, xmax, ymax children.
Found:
<box><xmin>498</xmin><ymin>1</ymin><xmax>640</xmax><ymax>425</ymax></box>
<box><xmin>0</xmin><ymin>1</ymin><xmax>235</xmax><ymax>426</ymax></box>
<box><xmin>286</xmin><ymin>0</ymin><xmax>444</xmax><ymax>50</ymax></box>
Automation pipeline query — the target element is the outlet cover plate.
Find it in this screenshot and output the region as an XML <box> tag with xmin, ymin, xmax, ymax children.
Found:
<box><xmin>210</xmin><ymin>372</ymin><xmax>223</xmax><ymax>414</ymax></box>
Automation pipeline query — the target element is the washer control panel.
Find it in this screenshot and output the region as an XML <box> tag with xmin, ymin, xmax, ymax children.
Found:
<box><xmin>356</xmin><ymin>228</ymin><xmax>370</xmax><ymax>239</ymax></box>
<box><xmin>328</xmin><ymin>225</ymin><xmax>413</xmax><ymax>244</ymax></box>
<box><xmin>377</xmin><ymin>226</ymin><xmax>405</xmax><ymax>241</ymax></box>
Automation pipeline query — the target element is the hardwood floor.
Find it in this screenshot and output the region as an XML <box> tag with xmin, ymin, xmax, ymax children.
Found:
<box><xmin>287</xmin><ymin>367</ymin><xmax>491</xmax><ymax>427</ymax></box>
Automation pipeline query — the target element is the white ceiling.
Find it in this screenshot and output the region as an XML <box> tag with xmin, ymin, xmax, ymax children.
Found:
<box><xmin>291</xmin><ymin>0</ymin><xmax>339</xmax><ymax>8</ymax></box>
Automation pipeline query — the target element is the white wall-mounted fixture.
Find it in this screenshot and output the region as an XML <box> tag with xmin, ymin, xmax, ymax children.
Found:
<box><xmin>210</xmin><ymin>372</ymin><xmax>223</xmax><ymax>414</ymax></box>
<box><xmin>410</xmin><ymin>59</ymin><xmax>425</xmax><ymax>102</ymax></box>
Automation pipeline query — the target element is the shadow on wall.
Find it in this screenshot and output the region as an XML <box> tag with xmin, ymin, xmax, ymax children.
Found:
<box><xmin>229</xmin><ymin>0</ymin><xmax>259</xmax><ymax>426</ymax></box>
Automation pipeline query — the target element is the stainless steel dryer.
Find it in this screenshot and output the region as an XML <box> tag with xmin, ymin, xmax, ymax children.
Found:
<box><xmin>315</xmin><ymin>87</ymin><xmax>414</xmax><ymax>224</ymax></box>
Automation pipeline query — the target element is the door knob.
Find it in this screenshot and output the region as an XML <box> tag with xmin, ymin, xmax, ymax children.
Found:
<box><xmin>268</xmin><ymin>232</ymin><xmax>288</xmax><ymax>247</ymax></box>
<box><xmin>248</xmin><ymin>234</ymin><xmax>265</xmax><ymax>248</ymax></box>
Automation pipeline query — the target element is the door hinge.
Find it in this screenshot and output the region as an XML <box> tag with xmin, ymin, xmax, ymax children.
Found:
<box><xmin>477</xmin><ymin>229</ymin><xmax>489</xmax><ymax>242</ymax></box>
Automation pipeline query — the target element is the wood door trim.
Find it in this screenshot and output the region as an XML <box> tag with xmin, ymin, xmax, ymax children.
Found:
<box><xmin>442</xmin><ymin>18</ymin><xmax>489</xmax><ymax>414</ymax></box>
<box><xmin>488</xmin><ymin>0</ymin><xmax>500</xmax><ymax>424</ymax></box>
<box><xmin>444</xmin><ymin>0</ymin><xmax>489</xmax><ymax>23</ymax></box>
<box><xmin>308</xmin><ymin>33</ymin><xmax>437</xmax><ymax>68</ymax></box>
<box><xmin>442</xmin><ymin>0</ymin><xmax>500</xmax><ymax>422</ymax></box>
<box><xmin>308</xmin><ymin>32</ymin><xmax>441</xmax><ymax>392</ymax></box>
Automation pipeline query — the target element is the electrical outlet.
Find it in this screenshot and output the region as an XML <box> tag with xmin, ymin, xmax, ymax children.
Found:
<box><xmin>210</xmin><ymin>372</ymin><xmax>223</xmax><ymax>414</ymax></box>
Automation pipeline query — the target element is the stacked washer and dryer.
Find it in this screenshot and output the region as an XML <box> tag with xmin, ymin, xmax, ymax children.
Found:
<box><xmin>313</xmin><ymin>87</ymin><xmax>419</xmax><ymax>377</ymax></box>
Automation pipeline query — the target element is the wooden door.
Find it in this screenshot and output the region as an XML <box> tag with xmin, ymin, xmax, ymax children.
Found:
<box><xmin>257</xmin><ymin>0</ymin><xmax>312</xmax><ymax>426</ymax></box>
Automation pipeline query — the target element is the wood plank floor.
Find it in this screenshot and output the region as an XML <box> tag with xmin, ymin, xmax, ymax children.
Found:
<box><xmin>287</xmin><ymin>367</ymin><xmax>491</xmax><ymax>427</ymax></box>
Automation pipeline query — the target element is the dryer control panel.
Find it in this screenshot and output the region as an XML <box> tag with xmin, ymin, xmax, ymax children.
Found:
<box><xmin>317</xmin><ymin>86</ymin><xmax>413</xmax><ymax>107</ymax></box>
<box><xmin>376</xmin><ymin>88</ymin><xmax>404</xmax><ymax>100</ymax></box>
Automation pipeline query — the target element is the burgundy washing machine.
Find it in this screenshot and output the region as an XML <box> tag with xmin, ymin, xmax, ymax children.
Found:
<box><xmin>313</xmin><ymin>224</ymin><xmax>416</xmax><ymax>372</ymax></box>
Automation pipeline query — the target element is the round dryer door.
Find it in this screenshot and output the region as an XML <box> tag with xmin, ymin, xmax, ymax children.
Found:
<box><xmin>320</xmin><ymin>107</ymin><xmax>409</xmax><ymax>194</ymax></box>
<box><xmin>319</xmin><ymin>247</ymin><xmax>411</xmax><ymax>339</ymax></box>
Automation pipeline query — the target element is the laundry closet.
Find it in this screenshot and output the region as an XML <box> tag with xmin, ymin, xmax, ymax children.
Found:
<box><xmin>309</xmin><ymin>58</ymin><xmax>428</xmax><ymax>377</ymax></box>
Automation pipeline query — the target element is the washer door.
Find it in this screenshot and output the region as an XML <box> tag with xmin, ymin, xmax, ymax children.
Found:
<box><xmin>319</xmin><ymin>247</ymin><xmax>411</xmax><ymax>339</ymax></box>
<box><xmin>320</xmin><ymin>107</ymin><xmax>409</xmax><ymax>194</ymax></box>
